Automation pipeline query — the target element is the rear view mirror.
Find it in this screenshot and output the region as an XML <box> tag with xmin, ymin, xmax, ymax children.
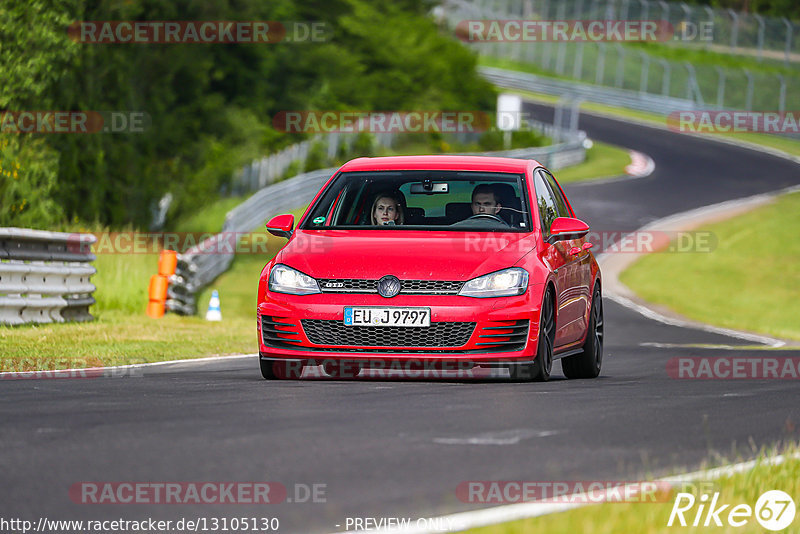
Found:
<box><xmin>266</xmin><ymin>214</ymin><xmax>295</xmax><ymax>239</ymax></box>
<box><xmin>547</xmin><ymin>217</ymin><xmax>590</xmax><ymax>243</ymax></box>
<box><xmin>410</xmin><ymin>182</ymin><xmax>449</xmax><ymax>194</ymax></box>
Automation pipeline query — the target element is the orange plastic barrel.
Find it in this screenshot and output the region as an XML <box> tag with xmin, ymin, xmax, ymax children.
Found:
<box><xmin>146</xmin><ymin>274</ymin><xmax>169</xmax><ymax>318</ymax></box>
<box><xmin>148</xmin><ymin>274</ymin><xmax>169</xmax><ymax>301</ymax></box>
<box><xmin>158</xmin><ymin>249</ymin><xmax>178</xmax><ymax>276</ymax></box>
<box><xmin>146</xmin><ymin>300</ymin><xmax>165</xmax><ymax>318</ymax></box>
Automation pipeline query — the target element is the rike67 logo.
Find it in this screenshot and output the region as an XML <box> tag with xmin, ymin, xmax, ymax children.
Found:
<box><xmin>668</xmin><ymin>490</ymin><xmax>796</xmax><ymax>531</ymax></box>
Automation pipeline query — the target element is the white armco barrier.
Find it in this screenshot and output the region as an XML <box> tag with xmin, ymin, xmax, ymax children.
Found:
<box><xmin>0</xmin><ymin>228</ymin><xmax>97</xmax><ymax>325</ymax></box>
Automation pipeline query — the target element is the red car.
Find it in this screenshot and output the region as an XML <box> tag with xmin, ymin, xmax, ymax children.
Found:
<box><xmin>257</xmin><ymin>155</ymin><xmax>602</xmax><ymax>381</ymax></box>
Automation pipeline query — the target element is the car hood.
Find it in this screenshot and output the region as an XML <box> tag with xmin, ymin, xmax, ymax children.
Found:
<box><xmin>277</xmin><ymin>229</ymin><xmax>536</xmax><ymax>280</ymax></box>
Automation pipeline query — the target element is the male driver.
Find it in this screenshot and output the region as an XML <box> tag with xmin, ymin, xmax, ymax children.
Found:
<box><xmin>471</xmin><ymin>183</ymin><xmax>502</xmax><ymax>216</ymax></box>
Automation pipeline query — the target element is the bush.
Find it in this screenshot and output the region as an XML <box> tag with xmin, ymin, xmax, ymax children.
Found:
<box><xmin>0</xmin><ymin>136</ymin><xmax>63</xmax><ymax>229</ymax></box>
<box><xmin>304</xmin><ymin>141</ymin><xmax>330</xmax><ymax>172</ymax></box>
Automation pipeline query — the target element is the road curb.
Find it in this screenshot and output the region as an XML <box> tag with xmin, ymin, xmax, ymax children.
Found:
<box><xmin>0</xmin><ymin>353</ymin><xmax>256</xmax><ymax>379</ymax></box>
<box><xmin>598</xmin><ymin>184</ymin><xmax>800</xmax><ymax>348</ymax></box>
<box><xmin>330</xmin><ymin>452</ymin><xmax>800</xmax><ymax>534</ymax></box>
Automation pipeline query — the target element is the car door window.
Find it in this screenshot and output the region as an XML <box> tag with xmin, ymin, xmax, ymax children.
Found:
<box><xmin>533</xmin><ymin>170</ymin><xmax>558</xmax><ymax>235</ymax></box>
<box><xmin>540</xmin><ymin>170</ymin><xmax>571</xmax><ymax>218</ymax></box>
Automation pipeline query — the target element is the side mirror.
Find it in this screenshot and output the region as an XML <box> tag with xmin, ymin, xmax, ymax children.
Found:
<box><xmin>547</xmin><ymin>217</ymin><xmax>590</xmax><ymax>243</ymax></box>
<box><xmin>266</xmin><ymin>214</ymin><xmax>295</xmax><ymax>239</ymax></box>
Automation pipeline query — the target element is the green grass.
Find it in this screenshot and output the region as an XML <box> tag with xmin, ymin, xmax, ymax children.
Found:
<box><xmin>624</xmin><ymin>41</ymin><xmax>797</xmax><ymax>74</ymax></box>
<box><xmin>92</xmin><ymin>248</ymin><xmax>159</xmax><ymax>315</ymax></box>
<box><xmin>555</xmin><ymin>141</ymin><xmax>631</xmax><ymax>183</ymax></box>
<box><xmin>171</xmin><ymin>195</ymin><xmax>248</xmax><ymax>234</ymax></box>
<box><xmin>0</xmin><ymin>311</ymin><xmax>254</xmax><ymax>371</ymax></box>
<box><xmin>465</xmin><ymin>447</ymin><xmax>800</xmax><ymax>534</ymax></box>
<box><xmin>0</xmin><ymin>206</ymin><xmax>306</xmax><ymax>372</ymax></box>
<box><xmin>501</xmin><ymin>87</ymin><xmax>800</xmax><ymax>158</ymax></box>
<box><xmin>620</xmin><ymin>191</ymin><xmax>800</xmax><ymax>341</ymax></box>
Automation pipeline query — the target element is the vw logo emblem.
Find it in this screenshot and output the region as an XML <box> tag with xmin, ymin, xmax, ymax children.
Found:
<box><xmin>377</xmin><ymin>275</ymin><xmax>402</xmax><ymax>298</ymax></box>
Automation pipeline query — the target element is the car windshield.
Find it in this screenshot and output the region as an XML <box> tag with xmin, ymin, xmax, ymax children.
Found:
<box><xmin>301</xmin><ymin>171</ymin><xmax>530</xmax><ymax>232</ymax></box>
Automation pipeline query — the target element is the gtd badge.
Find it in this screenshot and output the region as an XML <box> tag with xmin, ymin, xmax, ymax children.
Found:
<box><xmin>377</xmin><ymin>275</ymin><xmax>402</xmax><ymax>298</ymax></box>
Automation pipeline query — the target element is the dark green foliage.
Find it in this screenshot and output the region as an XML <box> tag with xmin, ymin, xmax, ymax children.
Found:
<box><xmin>1</xmin><ymin>0</ymin><xmax>495</xmax><ymax>229</ymax></box>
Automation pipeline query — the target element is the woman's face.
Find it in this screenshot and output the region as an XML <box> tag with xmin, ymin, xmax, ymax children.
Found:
<box><xmin>373</xmin><ymin>197</ymin><xmax>399</xmax><ymax>224</ymax></box>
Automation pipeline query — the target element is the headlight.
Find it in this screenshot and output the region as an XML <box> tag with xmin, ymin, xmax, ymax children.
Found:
<box><xmin>458</xmin><ymin>268</ymin><xmax>529</xmax><ymax>298</ymax></box>
<box><xmin>268</xmin><ymin>264</ymin><xmax>320</xmax><ymax>295</ymax></box>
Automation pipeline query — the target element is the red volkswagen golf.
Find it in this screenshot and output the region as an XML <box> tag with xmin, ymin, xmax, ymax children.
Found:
<box><xmin>257</xmin><ymin>155</ymin><xmax>602</xmax><ymax>381</ymax></box>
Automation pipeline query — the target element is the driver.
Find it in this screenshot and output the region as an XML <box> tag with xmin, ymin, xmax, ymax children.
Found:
<box><xmin>371</xmin><ymin>191</ymin><xmax>405</xmax><ymax>225</ymax></box>
<box><xmin>471</xmin><ymin>184</ymin><xmax>502</xmax><ymax>217</ymax></box>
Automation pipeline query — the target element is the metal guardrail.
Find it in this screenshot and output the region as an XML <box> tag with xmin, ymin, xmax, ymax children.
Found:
<box><xmin>443</xmin><ymin>0</ymin><xmax>800</xmax><ymax>64</ymax></box>
<box><xmin>231</xmin><ymin>133</ymin><xmax>400</xmax><ymax>195</ymax></box>
<box><xmin>443</xmin><ymin>0</ymin><xmax>797</xmax><ymax>113</ymax></box>
<box><xmin>0</xmin><ymin>228</ymin><xmax>97</xmax><ymax>325</ymax></box>
<box><xmin>167</xmin><ymin>125</ymin><xmax>587</xmax><ymax>315</ymax></box>
<box><xmin>480</xmin><ymin>66</ymin><xmax>699</xmax><ymax>116</ymax></box>
<box><xmin>166</xmin><ymin>169</ymin><xmax>336</xmax><ymax>315</ymax></box>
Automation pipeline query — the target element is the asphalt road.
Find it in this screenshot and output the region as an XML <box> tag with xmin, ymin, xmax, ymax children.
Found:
<box><xmin>2</xmin><ymin>106</ymin><xmax>799</xmax><ymax>534</ymax></box>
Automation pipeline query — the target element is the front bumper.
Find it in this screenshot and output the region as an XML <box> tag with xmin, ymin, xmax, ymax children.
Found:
<box><xmin>257</xmin><ymin>290</ymin><xmax>543</xmax><ymax>364</ymax></box>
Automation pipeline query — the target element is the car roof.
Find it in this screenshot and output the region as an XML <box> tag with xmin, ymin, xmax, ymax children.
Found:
<box><xmin>338</xmin><ymin>155</ymin><xmax>540</xmax><ymax>174</ymax></box>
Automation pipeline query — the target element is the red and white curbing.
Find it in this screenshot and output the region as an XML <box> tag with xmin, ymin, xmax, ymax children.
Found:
<box><xmin>598</xmin><ymin>184</ymin><xmax>800</xmax><ymax>348</ymax></box>
<box><xmin>625</xmin><ymin>150</ymin><xmax>655</xmax><ymax>177</ymax></box>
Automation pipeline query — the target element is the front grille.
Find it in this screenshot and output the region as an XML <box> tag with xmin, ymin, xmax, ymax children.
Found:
<box><xmin>301</xmin><ymin>320</ymin><xmax>475</xmax><ymax>348</ymax></box>
<box><xmin>317</xmin><ymin>279</ymin><xmax>463</xmax><ymax>295</ymax></box>
<box><xmin>261</xmin><ymin>316</ymin><xmax>303</xmax><ymax>348</ymax></box>
<box><xmin>475</xmin><ymin>320</ymin><xmax>530</xmax><ymax>352</ymax></box>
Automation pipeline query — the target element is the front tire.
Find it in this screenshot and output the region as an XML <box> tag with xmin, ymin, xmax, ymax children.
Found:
<box><xmin>562</xmin><ymin>287</ymin><xmax>603</xmax><ymax>379</ymax></box>
<box><xmin>509</xmin><ymin>289</ymin><xmax>554</xmax><ymax>382</ymax></box>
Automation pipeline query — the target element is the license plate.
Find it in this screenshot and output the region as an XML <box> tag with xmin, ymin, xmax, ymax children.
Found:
<box><xmin>343</xmin><ymin>307</ymin><xmax>430</xmax><ymax>327</ymax></box>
